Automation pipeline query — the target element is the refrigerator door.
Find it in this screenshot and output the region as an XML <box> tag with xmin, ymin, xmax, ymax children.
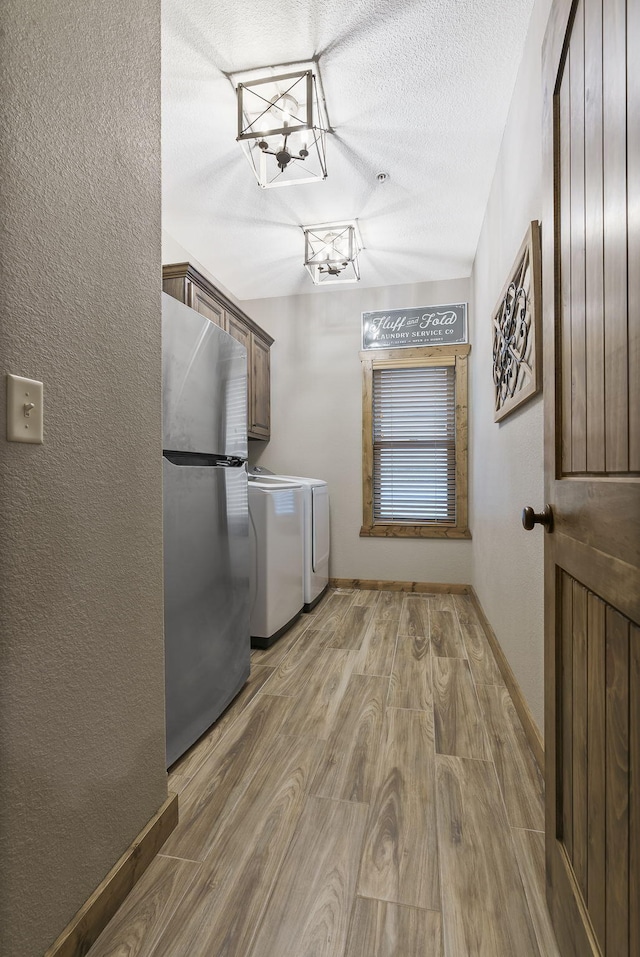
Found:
<box><xmin>163</xmin><ymin>456</ymin><xmax>249</xmax><ymax>766</ymax></box>
<box><xmin>162</xmin><ymin>292</ymin><xmax>247</xmax><ymax>459</ymax></box>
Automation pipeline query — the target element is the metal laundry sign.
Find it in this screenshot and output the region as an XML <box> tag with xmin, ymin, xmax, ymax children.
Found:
<box><xmin>361</xmin><ymin>302</ymin><xmax>468</xmax><ymax>349</ymax></box>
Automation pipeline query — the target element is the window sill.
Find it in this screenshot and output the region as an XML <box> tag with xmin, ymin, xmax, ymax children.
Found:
<box><xmin>360</xmin><ymin>524</ymin><xmax>472</xmax><ymax>540</ymax></box>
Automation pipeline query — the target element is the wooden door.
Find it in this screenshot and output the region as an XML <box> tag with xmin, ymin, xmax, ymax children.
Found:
<box><xmin>541</xmin><ymin>1</ymin><xmax>640</xmax><ymax>955</ymax></box>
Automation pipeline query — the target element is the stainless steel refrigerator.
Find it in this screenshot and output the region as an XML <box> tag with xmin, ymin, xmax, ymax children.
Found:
<box><xmin>162</xmin><ymin>292</ymin><xmax>250</xmax><ymax>767</ymax></box>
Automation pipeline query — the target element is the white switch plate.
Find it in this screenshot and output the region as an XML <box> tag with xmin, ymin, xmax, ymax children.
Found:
<box><xmin>7</xmin><ymin>374</ymin><xmax>44</xmax><ymax>444</ymax></box>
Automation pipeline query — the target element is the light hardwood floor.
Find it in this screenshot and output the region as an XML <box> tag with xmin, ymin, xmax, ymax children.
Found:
<box><xmin>88</xmin><ymin>588</ymin><xmax>560</xmax><ymax>957</ymax></box>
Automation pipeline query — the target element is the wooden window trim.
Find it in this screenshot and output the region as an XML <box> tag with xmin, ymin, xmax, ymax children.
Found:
<box><xmin>360</xmin><ymin>344</ymin><xmax>471</xmax><ymax>539</ymax></box>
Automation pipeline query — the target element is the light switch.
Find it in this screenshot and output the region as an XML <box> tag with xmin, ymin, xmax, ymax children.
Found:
<box><xmin>7</xmin><ymin>374</ymin><xmax>44</xmax><ymax>444</ymax></box>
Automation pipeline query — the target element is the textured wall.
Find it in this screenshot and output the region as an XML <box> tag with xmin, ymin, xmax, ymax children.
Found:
<box><xmin>0</xmin><ymin>2</ymin><xmax>167</xmax><ymax>955</ymax></box>
<box><xmin>469</xmin><ymin>0</ymin><xmax>553</xmax><ymax>731</ymax></box>
<box><xmin>244</xmin><ymin>279</ymin><xmax>473</xmax><ymax>587</ymax></box>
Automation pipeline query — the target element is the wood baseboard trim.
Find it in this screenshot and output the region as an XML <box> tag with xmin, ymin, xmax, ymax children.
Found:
<box><xmin>44</xmin><ymin>791</ymin><xmax>179</xmax><ymax>957</ymax></box>
<box><xmin>467</xmin><ymin>586</ymin><xmax>544</xmax><ymax>771</ymax></box>
<box><xmin>329</xmin><ymin>578</ymin><xmax>470</xmax><ymax>594</ymax></box>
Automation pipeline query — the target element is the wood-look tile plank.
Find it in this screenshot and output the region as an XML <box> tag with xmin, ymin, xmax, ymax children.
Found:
<box><xmin>166</xmin><ymin>772</ymin><xmax>191</xmax><ymax>795</ymax></box>
<box><xmin>430</xmin><ymin>593</ymin><xmax>455</xmax><ymax>611</ymax></box>
<box><xmin>313</xmin><ymin>592</ymin><xmax>355</xmax><ymax>630</ymax></box>
<box><xmin>433</xmin><ymin>657</ymin><xmax>488</xmax><ymax>760</ymax></box>
<box><xmin>327</xmin><ymin>604</ymin><xmax>375</xmax><ymax>650</ymax></box>
<box><xmin>512</xmin><ymin>829</ymin><xmax>561</xmax><ymax>957</ymax></box>
<box><xmin>344</xmin><ymin>898</ymin><xmax>443</xmax><ymax>957</ymax></box>
<box><xmin>476</xmin><ymin>684</ymin><xmax>544</xmax><ymax>831</ymax></box>
<box><xmin>452</xmin><ymin>594</ymin><xmax>474</xmax><ymax>625</ymax></box>
<box><xmin>249</xmin><ymin>613</ymin><xmax>314</xmax><ymax>667</ymax></box>
<box><xmin>168</xmin><ymin>664</ymin><xmax>275</xmax><ymax>785</ymax></box>
<box><xmin>354</xmin><ymin>619</ymin><xmax>398</xmax><ymax>677</ymax></box>
<box><xmin>161</xmin><ymin>693</ymin><xmax>292</xmax><ymax>862</ymax></box>
<box><xmin>87</xmin><ymin>856</ymin><xmax>202</xmax><ymax>957</ymax></box>
<box><xmin>280</xmin><ymin>648</ymin><xmax>359</xmax><ymax>740</ymax></box>
<box><xmin>458</xmin><ymin>617</ymin><xmax>505</xmax><ymax>687</ymax></box>
<box><xmin>310</xmin><ymin>673</ymin><xmax>387</xmax><ymax>803</ymax></box>
<box><xmin>388</xmin><ymin>634</ymin><xmax>432</xmax><ymax>711</ymax></box>
<box><xmin>261</xmin><ymin>629</ymin><xmax>333</xmax><ymax>696</ymax></box>
<box><xmin>247</xmin><ymin>796</ymin><xmax>368</xmax><ymax>957</ymax></box>
<box><xmin>375</xmin><ymin>591</ymin><xmax>405</xmax><ymax>620</ymax></box>
<box><xmin>398</xmin><ymin>594</ymin><xmax>430</xmax><ymax>636</ymax></box>
<box><xmin>430</xmin><ymin>609</ymin><xmax>467</xmax><ymax>658</ymax></box>
<box><xmin>358</xmin><ymin>707</ymin><xmax>440</xmax><ymax>910</ymax></box>
<box><xmin>150</xmin><ymin>735</ymin><xmax>325</xmax><ymax>957</ymax></box>
<box><xmin>312</xmin><ymin>587</ymin><xmax>341</xmax><ymax>613</ymax></box>
<box><xmin>436</xmin><ymin>755</ymin><xmax>540</xmax><ymax>956</ymax></box>
<box><xmin>352</xmin><ymin>589</ymin><xmax>380</xmax><ymax>608</ymax></box>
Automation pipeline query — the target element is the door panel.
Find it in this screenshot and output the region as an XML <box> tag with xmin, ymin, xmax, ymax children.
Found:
<box><xmin>163</xmin><ymin>459</ymin><xmax>249</xmax><ymax>766</ymax></box>
<box><xmin>557</xmin><ymin>572</ymin><xmax>636</xmax><ymax>955</ymax></box>
<box><xmin>250</xmin><ymin>334</ymin><xmax>271</xmax><ymax>437</ymax></box>
<box><xmin>162</xmin><ymin>293</ymin><xmax>247</xmax><ymax>458</ymax></box>
<box><xmin>543</xmin><ymin>0</ymin><xmax>640</xmax><ymax>954</ymax></box>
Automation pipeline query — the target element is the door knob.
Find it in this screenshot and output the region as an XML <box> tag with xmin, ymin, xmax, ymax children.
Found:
<box><xmin>522</xmin><ymin>504</ymin><xmax>553</xmax><ymax>532</ymax></box>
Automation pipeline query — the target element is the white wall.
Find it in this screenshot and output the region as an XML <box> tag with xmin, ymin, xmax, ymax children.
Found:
<box><xmin>469</xmin><ymin>0</ymin><xmax>553</xmax><ymax>731</ymax></box>
<box><xmin>0</xmin><ymin>2</ymin><xmax>167</xmax><ymax>954</ymax></box>
<box><xmin>244</xmin><ymin>279</ymin><xmax>473</xmax><ymax>586</ymax></box>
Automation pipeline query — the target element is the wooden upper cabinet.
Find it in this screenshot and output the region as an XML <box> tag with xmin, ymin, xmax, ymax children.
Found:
<box><xmin>189</xmin><ymin>282</ymin><xmax>225</xmax><ymax>329</ymax></box>
<box><xmin>250</xmin><ymin>333</ymin><xmax>271</xmax><ymax>438</ymax></box>
<box><xmin>162</xmin><ymin>264</ymin><xmax>224</xmax><ymax>330</ymax></box>
<box><xmin>162</xmin><ymin>262</ymin><xmax>273</xmax><ymax>440</ymax></box>
<box><xmin>226</xmin><ymin>311</ymin><xmax>251</xmax><ymax>352</ymax></box>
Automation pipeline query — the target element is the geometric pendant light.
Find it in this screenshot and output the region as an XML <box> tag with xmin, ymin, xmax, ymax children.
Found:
<box><xmin>303</xmin><ymin>221</ymin><xmax>362</xmax><ymax>284</ymax></box>
<box><xmin>236</xmin><ymin>67</ymin><xmax>329</xmax><ymax>188</ymax></box>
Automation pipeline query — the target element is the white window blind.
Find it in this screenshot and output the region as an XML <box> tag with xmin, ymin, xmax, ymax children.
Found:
<box><xmin>372</xmin><ymin>365</ymin><xmax>456</xmax><ymax>523</ymax></box>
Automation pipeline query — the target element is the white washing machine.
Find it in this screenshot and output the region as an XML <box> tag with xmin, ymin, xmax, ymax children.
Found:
<box><xmin>251</xmin><ymin>469</ymin><xmax>330</xmax><ymax>611</ymax></box>
<box><xmin>248</xmin><ymin>477</ymin><xmax>304</xmax><ymax>648</ymax></box>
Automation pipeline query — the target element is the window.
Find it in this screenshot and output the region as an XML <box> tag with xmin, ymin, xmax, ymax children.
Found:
<box><xmin>360</xmin><ymin>346</ymin><xmax>470</xmax><ymax>538</ymax></box>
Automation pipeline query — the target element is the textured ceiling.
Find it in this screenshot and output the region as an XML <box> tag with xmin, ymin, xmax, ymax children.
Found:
<box><xmin>162</xmin><ymin>0</ymin><xmax>536</xmax><ymax>300</ymax></box>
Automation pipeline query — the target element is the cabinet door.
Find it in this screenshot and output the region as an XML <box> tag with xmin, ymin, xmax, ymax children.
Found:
<box><xmin>187</xmin><ymin>280</ymin><xmax>226</xmax><ymax>329</ymax></box>
<box><xmin>226</xmin><ymin>313</ymin><xmax>251</xmax><ymax>436</ymax></box>
<box><xmin>226</xmin><ymin>312</ymin><xmax>251</xmax><ymax>352</ymax></box>
<box><xmin>250</xmin><ymin>334</ymin><xmax>270</xmax><ymax>438</ymax></box>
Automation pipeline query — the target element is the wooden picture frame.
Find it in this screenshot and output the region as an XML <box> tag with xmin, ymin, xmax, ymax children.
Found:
<box><xmin>492</xmin><ymin>220</ymin><xmax>542</xmax><ymax>422</ymax></box>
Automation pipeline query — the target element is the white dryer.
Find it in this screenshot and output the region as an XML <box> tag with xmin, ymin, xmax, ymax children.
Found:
<box><xmin>251</xmin><ymin>469</ymin><xmax>329</xmax><ymax>611</ymax></box>
<box><xmin>248</xmin><ymin>477</ymin><xmax>304</xmax><ymax>648</ymax></box>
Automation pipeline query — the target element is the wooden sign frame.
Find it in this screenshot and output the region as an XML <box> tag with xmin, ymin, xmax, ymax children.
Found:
<box><xmin>362</xmin><ymin>303</ymin><xmax>467</xmax><ymax>350</ymax></box>
<box><xmin>492</xmin><ymin>220</ymin><xmax>542</xmax><ymax>422</ymax></box>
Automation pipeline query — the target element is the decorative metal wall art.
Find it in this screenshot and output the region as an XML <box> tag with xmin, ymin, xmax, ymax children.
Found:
<box><xmin>492</xmin><ymin>220</ymin><xmax>542</xmax><ymax>422</ymax></box>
